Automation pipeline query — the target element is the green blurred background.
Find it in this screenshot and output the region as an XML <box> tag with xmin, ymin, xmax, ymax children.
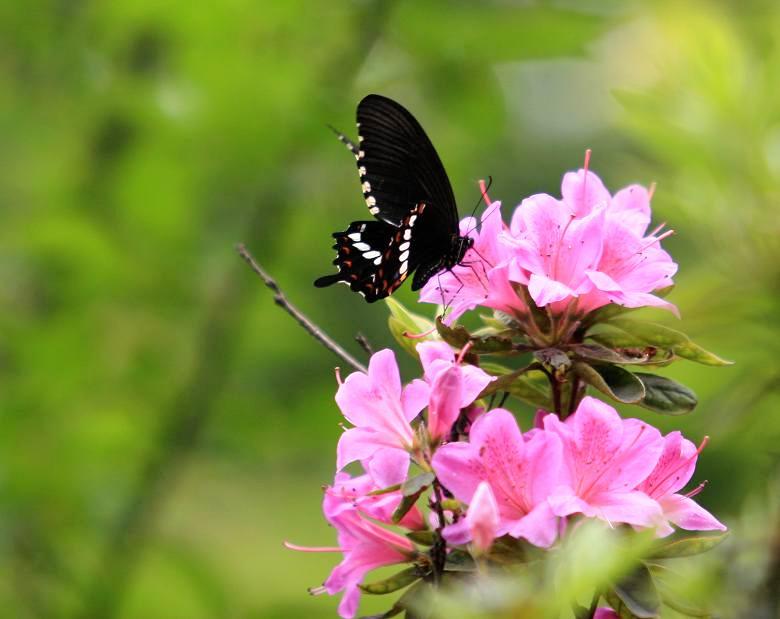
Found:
<box><xmin>1</xmin><ymin>0</ymin><xmax>778</xmax><ymax>617</ymax></box>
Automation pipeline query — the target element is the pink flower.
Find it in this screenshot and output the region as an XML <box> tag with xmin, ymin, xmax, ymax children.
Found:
<box><xmin>594</xmin><ymin>608</ymin><xmax>620</xmax><ymax>619</ymax></box>
<box><xmin>505</xmin><ymin>192</ymin><xmax>605</xmax><ymax>308</ymax></box>
<box><xmin>544</xmin><ymin>397</ymin><xmax>665</xmax><ymax>529</ymax></box>
<box><xmin>336</xmin><ymin>349</ymin><xmax>429</xmax><ymax>471</ymax></box>
<box><xmin>637</xmin><ymin>432</ymin><xmax>726</xmax><ymax>536</ymax></box>
<box><xmin>327</xmin><ymin>449</ymin><xmax>425</xmax><ymax>531</ymax></box>
<box><xmin>417</xmin><ymin>341</ymin><xmax>493</xmax><ymax>441</ymax></box>
<box><xmin>433</xmin><ymin>408</ymin><xmax>565</xmax><ymax>548</ymax></box>
<box><xmin>466</xmin><ymin>481</ymin><xmax>500</xmax><ymax>553</ymax></box>
<box><xmin>504</xmin><ymin>165</ymin><xmax>677</xmax><ymax>315</ymax></box>
<box><xmin>419</xmin><ymin>203</ymin><xmax>526</xmax><ymax>323</ymax></box>
<box><xmin>323</xmin><ymin>510</ymin><xmax>416</xmax><ymax>618</ymax></box>
<box><xmin>287</xmin><ymin>465</ymin><xmax>418</xmax><ymax>619</ymax></box>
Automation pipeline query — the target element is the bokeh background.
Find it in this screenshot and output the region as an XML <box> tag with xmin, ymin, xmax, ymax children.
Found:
<box><xmin>2</xmin><ymin>0</ymin><xmax>779</xmax><ymax>617</ymax></box>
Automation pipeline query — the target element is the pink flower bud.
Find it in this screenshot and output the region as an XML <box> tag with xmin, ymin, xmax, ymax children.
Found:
<box><xmin>467</xmin><ymin>481</ymin><xmax>500</xmax><ymax>554</ymax></box>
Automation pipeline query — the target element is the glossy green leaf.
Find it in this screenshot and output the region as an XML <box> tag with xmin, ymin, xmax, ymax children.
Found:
<box><xmin>534</xmin><ymin>347</ymin><xmax>571</xmax><ymax>372</ymax></box>
<box><xmin>386</xmin><ymin>298</ymin><xmax>437</xmax><ymax>358</ymax></box>
<box><xmin>595</xmin><ymin>319</ymin><xmax>733</xmax><ymax>366</ymax></box>
<box><xmin>406</xmin><ymin>530</ymin><xmax>435</xmax><ymax>546</ymax></box>
<box><xmin>392</xmin><ymin>472</ymin><xmax>435</xmax><ymax>524</ymax></box>
<box><xmin>608</xmin><ymin>564</ymin><xmax>661</xmax><ymax>618</ymax></box>
<box><xmin>570</xmin><ymin>343</ymin><xmax>668</xmax><ymax>366</ymax></box>
<box><xmin>574</xmin><ymin>362</ymin><xmax>646</xmax><ymax>404</ymax></box>
<box><xmin>435</xmin><ymin>317</ymin><xmax>514</xmax><ymax>354</ymax></box>
<box><xmin>481</xmin><ymin>362</ymin><xmax>553</xmax><ymax>408</ymax></box>
<box><xmin>649</xmin><ymin>530</ymin><xmax>728</xmax><ymax>559</ymax></box>
<box><xmin>359</xmin><ymin>567</ymin><xmax>422</xmax><ymax>595</ymax></box>
<box><xmin>443</xmin><ymin>549</ymin><xmax>476</xmax><ymax>572</ymax></box>
<box><xmin>634</xmin><ymin>373</ymin><xmax>697</xmax><ymax>415</ymax></box>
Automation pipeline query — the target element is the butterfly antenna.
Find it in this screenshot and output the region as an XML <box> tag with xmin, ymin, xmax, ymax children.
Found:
<box><xmin>464</xmin><ymin>176</ymin><xmax>502</xmax><ymax>237</ymax></box>
<box><xmin>327</xmin><ymin>124</ymin><xmax>359</xmax><ymax>157</ymax></box>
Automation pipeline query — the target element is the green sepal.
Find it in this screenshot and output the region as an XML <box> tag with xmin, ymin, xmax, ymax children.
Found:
<box><xmin>406</xmin><ymin>530</ymin><xmax>435</xmax><ymax>546</ymax></box>
<box><xmin>591</xmin><ymin>319</ymin><xmax>732</xmax><ymax>367</ymax></box>
<box><xmin>606</xmin><ymin>563</ymin><xmax>661</xmax><ymax>618</ymax></box>
<box><xmin>649</xmin><ymin>530</ymin><xmax>728</xmax><ymax>559</ymax></box>
<box><xmin>359</xmin><ymin>566</ymin><xmax>422</xmax><ymax>595</ymax></box>
<box><xmin>574</xmin><ymin>362</ymin><xmax>646</xmax><ymax>404</ymax></box>
<box><xmin>386</xmin><ymin>298</ymin><xmax>436</xmax><ymax>358</ymax></box>
<box><xmin>435</xmin><ymin>317</ymin><xmax>514</xmax><ymax>354</ymax></box>
<box><xmin>634</xmin><ymin>373</ymin><xmax>697</xmax><ymax>415</ymax></box>
<box><xmin>392</xmin><ymin>472</ymin><xmax>435</xmax><ymax>524</ymax></box>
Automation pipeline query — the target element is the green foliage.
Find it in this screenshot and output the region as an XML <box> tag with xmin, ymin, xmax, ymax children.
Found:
<box><xmin>2</xmin><ymin>0</ymin><xmax>777</xmax><ymax>617</ymax></box>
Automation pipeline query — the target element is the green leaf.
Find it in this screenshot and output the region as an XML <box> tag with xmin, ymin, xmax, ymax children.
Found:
<box><xmin>406</xmin><ymin>530</ymin><xmax>435</xmax><ymax>546</ymax></box>
<box><xmin>634</xmin><ymin>373</ymin><xmax>697</xmax><ymax>415</ymax></box>
<box><xmin>480</xmin><ymin>362</ymin><xmax>552</xmax><ymax>408</ymax></box>
<box><xmin>574</xmin><ymin>362</ymin><xmax>646</xmax><ymax>404</ymax></box>
<box><xmin>435</xmin><ymin>317</ymin><xmax>514</xmax><ymax>355</ymax></box>
<box><xmin>359</xmin><ymin>567</ymin><xmax>422</xmax><ymax>595</ymax></box>
<box><xmin>608</xmin><ymin>564</ymin><xmax>661</xmax><ymax>618</ymax></box>
<box><xmin>487</xmin><ymin>535</ymin><xmax>540</xmax><ymax>565</ymax></box>
<box><xmin>386</xmin><ymin>298</ymin><xmax>436</xmax><ymax>358</ymax></box>
<box><xmin>443</xmin><ymin>549</ymin><xmax>476</xmax><ymax>572</ymax></box>
<box><xmin>478</xmin><ymin>364</ymin><xmax>533</xmax><ymax>398</ymax></box>
<box><xmin>534</xmin><ymin>347</ymin><xmax>571</xmax><ymax>373</ymax></box>
<box><xmin>593</xmin><ymin>319</ymin><xmax>733</xmax><ymax>366</ymax></box>
<box><xmin>649</xmin><ymin>530</ymin><xmax>728</xmax><ymax>559</ymax></box>
<box><xmin>570</xmin><ymin>343</ymin><xmax>668</xmax><ymax>366</ymax></box>
<box><xmin>392</xmin><ymin>472</ymin><xmax>435</xmax><ymax>524</ymax></box>
<box><xmin>359</xmin><ymin>580</ymin><xmax>429</xmax><ymax>618</ymax></box>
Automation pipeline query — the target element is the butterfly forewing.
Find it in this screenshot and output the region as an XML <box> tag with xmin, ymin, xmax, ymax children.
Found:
<box><xmin>356</xmin><ymin>95</ymin><xmax>458</xmax><ymax>233</ymax></box>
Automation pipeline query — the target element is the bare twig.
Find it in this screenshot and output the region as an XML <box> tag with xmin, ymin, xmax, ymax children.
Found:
<box><xmin>237</xmin><ymin>244</ymin><xmax>367</xmax><ymax>374</ymax></box>
<box><xmin>354</xmin><ymin>332</ymin><xmax>374</xmax><ymax>357</ymax></box>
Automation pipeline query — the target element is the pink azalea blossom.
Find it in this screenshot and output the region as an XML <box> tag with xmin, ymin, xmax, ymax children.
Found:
<box><xmin>416</xmin><ymin>341</ymin><xmax>493</xmax><ymax>440</ymax></box>
<box><xmin>594</xmin><ymin>608</ymin><xmax>620</xmax><ymax>619</ymax></box>
<box><xmin>433</xmin><ymin>408</ymin><xmax>565</xmax><ymax>548</ymax></box>
<box><xmin>466</xmin><ymin>481</ymin><xmax>500</xmax><ymax>553</ymax></box>
<box><xmin>505</xmin><ymin>192</ymin><xmax>606</xmax><ymax>308</ymax></box>
<box><xmin>637</xmin><ymin>431</ymin><xmax>726</xmax><ymax>536</ymax></box>
<box><xmin>504</xmin><ymin>165</ymin><xmax>676</xmax><ymax>315</ymax></box>
<box><xmin>327</xmin><ymin>449</ymin><xmax>425</xmax><ymax>531</ymax></box>
<box><xmin>419</xmin><ymin>203</ymin><xmax>526</xmax><ymax>323</ymax></box>
<box><xmin>322</xmin><ymin>509</ymin><xmax>416</xmax><ymax>619</ymax></box>
<box><xmin>335</xmin><ymin>349</ymin><xmax>429</xmax><ymax>471</ymax></box>
<box><xmin>543</xmin><ymin>397</ymin><xmax>665</xmax><ymax>529</ymax></box>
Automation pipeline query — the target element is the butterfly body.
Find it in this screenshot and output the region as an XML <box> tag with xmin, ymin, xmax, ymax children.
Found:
<box><xmin>314</xmin><ymin>94</ymin><xmax>472</xmax><ymax>302</ymax></box>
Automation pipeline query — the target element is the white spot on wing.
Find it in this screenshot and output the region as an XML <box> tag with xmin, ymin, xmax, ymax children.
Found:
<box><xmin>348</xmin><ymin>233</ymin><xmax>361</xmax><ymax>241</ymax></box>
<box><xmin>403</xmin><ymin>229</ymin><xmax>412</xmax><ymax>241</ymax></box>
<box><xmin>373</xmin><ymin>257</ymin><xmax>382</xmax><ymax>265</ymax></box>
<box><xmin>366</xmin><ymin>196</ymin><xmax>376</xmax><ymax>207</ymax></box>
<box><xmin>409</xmin><ymin>215</ymin><xmax>417</xmax><ymax>226</ymax></box>
<box><xmin>362</xmin><ymin>181</ymin><xmax>371</xmax><ymax>193</ymax></box>
<box><xmin>363</xmin><ymin>250</ymin><xmax>380</xmax><ymax>259</ymax></box>
<box><xmin>399</xmin><ymin>261</ymin><xmax>408</xmax><ymax>275</ymax></box>
<box><xmin>354</xmin><ymin>242</ymin><xmax>371</xmax><ymax>251</ymax></box>
<box><xmin>369</xmin><ymin>207</ymin><xmax>379</xmax><ymax>215</ymax></box>
<box><xmin>358</xmin><ymin>166</ymin><xmax>366</xmax><ymax>177</ymax></box>
<box><xmin>399</xmin><ymin>250</ymin><xmax>409</xmax><ymax>263</ymax></box>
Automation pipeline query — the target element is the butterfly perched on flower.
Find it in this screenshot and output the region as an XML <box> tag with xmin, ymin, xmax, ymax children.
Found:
<box><xmin>314</xmin><ymin>94</ymin><xmax>473</xmax><ymax>302</ymax></box>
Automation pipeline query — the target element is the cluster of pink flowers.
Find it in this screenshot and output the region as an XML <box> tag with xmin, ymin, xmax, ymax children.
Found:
<box><xmin>291</xmin><ymin>342</ymin><xmax>724</xmax><ymax>618</ymax></box>
<box><xmin>420</xmin><ymin>163</ymin><xmax>678</xmax><ymax>323</ymax></box>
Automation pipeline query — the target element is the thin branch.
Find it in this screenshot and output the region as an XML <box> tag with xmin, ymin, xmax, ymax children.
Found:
<box><xmin>237</xmin><ymin>244</ymin><xmax>367</xmax><ymax>374</ymax></box>
<box><xmin>354</xmin><ymin>332</ymin><xmax>374</xmax><ymax>357</ymax></box>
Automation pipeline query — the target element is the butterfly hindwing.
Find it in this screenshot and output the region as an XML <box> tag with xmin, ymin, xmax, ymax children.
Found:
<box><xmin>313</xmin><ymin>204</ymin><xmax>428</xmax><ymax>302</ymax></box>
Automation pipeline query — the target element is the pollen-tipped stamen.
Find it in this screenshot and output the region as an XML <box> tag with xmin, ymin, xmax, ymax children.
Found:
<box><xmin>479</xmin><ymin>178</ymin><xmax>492</xmax><ymax>206</ymax></box>
<box><xmin>285</xmin><ymin>541</ymin><xmax>344</xmax><ymax>553</ymax></box>
<box><xmin>404</xmin><ymin>326</ymin><xmax>437</xmax><ymax>339</ymax></box>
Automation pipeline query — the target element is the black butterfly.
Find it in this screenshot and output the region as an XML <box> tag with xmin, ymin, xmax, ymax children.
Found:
<box><xmin>314</xmin><ymin>94</ymin><xmax>473</xmax><ymax>302</ymax></box>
